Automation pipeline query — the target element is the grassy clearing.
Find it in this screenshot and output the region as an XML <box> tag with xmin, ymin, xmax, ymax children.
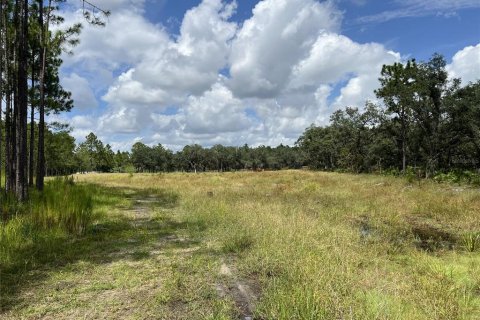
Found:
<box><xmin>2</xmin><ymin>171</ymin><xmax>480</xmax><ymax>319</ymax></box>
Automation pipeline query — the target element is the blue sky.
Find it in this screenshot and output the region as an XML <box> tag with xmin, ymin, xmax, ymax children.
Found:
<box><xmin>55</xmin><ymin>0</ymin><xmax>480</xmax><ymax>151</ymax></box>
<box><xmin>144</xmin><ymin>0</ymin><xmax>480</xmax><ymax>61</ymax></box>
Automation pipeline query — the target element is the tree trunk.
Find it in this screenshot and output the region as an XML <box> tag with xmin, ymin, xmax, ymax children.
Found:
<box><xmin>5</xmin><ymin>4</ymin><xmax>16</xmax><ymax>193</ymax></box>
<box><xmin>36</xmin><ymin>0</ymin><xmax>50</xmax><ymax>191</ymax></box>
<box><xmin>9</xmin><ymin>89</ymin><xmax>17</xmax><ymax>193</ymax></box>
<box><xmin>401</xmin><ymin>107</ymin><xmax>407</xmax><ymax>174</ymax></box>
<box><xmin>15</xmin><ymin>0</ymin><xmax>28</xmax><ymax>201</ymax></box>
<box><xmin>5</xmin><ymin>93</ymin><xmax>12</xmax><ymax>192</ymax></box>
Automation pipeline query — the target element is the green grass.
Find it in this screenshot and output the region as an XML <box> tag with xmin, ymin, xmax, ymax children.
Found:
<box><xmin>0</xmin><ymin>178</ymin><xmax>99</xmax><ymax>314</ymax></box>
<box><xmin>1</xmin><ymin>171</ymin><xmax>480</xmax><ymax>319</ymax></box>
<box><xmin>0</xmin><ymin>177</ymin><xmax>96</xmax><ymax>267</ymax></box>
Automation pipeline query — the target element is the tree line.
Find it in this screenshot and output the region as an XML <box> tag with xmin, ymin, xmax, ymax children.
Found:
<box><xmin>298</xmin><ymin>54</ymin><xmax>479</xmax><ymax>177</ymax></box>
<box><xmin>65</xmin><ymin>54</ymin><xmax>478</xmax><ymax>178</ymax></box>
<box><xmin>0</xmin><ymin>129</ymin><xmax>305</xmax><ymax>174</ymax></box>
<box><xmin>59</xmin><ymin>132</ymin><xmax>305</xmax><ymax>173</ymax></box>
<box><xmin>0</xmin><ymin>0</ymin><xmax>108</xmax><ymax>201</ymax></box>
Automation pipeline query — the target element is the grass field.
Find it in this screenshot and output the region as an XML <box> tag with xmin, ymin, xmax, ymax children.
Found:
<box><xmin>1</xmin><ymin>171</ymin><xmax>479</xmax><ymax>319</ymax></box>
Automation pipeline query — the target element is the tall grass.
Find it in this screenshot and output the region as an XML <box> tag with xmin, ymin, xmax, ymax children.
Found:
<box><xmin>29</xmin><ymin>177</ymin><xmax>94</xmax><ymax>235</ymax></box>
<box><xmin>0</xmin><ymin>177</ymin><xmax>96</xmax><ymax>269</ymax></box>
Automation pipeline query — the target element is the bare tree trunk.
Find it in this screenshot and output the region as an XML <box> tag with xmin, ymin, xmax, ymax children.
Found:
<box><xmin>401</xmin><ymin>108</ymin><xmax>406</xmax><ymax>174</ymax></box>
<box><xmin>36</xmin><ymin>0</ymin><xmax>50</xmax><ymax>191</ymax></box>
<box><xmin>10</xmin><ymin>90</ymin><xmax>17</xmax><ymax>194</ymax></box>
<box><xmin>15</xmin><ymin>0</ymin><xmax>28</xmax><ymax>201</ymax></box>
<box><xmin>5</xmin><ymin>3</ymin><xmax>15</xmax><ymax>193</ymax></box>
<box><xmin>5</xmin><ymin>94</ymin><xmax>12</xmax><ymax>192</ymax></box>
<box><xmin>8</xmin><ymin>37</ymin><xmax>17</xmax><ymax>194</ymax></box>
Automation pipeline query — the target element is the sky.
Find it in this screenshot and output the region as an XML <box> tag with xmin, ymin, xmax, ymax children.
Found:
<box><xmin>54</xmin><ymin>0</ymin><xmax>480</xmax><ymax>151</ymax></box>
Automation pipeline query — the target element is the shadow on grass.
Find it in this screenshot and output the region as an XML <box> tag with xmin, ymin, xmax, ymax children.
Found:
<box><xmin>0</xmin><ymin>185</ymin><xmax>205</xmax><ymax>312</ymax></box>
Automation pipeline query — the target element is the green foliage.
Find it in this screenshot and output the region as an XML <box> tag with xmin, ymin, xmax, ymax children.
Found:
<box><xmin>433</xmin><ymin>171</ymin><xmax>480</xmax><ymax>186</ymax></box>
<box><xmin>29</xmin><ymin>177</ymin><xmax>94</xmax><ymax>235</ymax></box>
<box><xmin>127</xmin><ymin>141</ymin><xmax>304</xmax><ymax>173</ymax></box>
<box><xmin>131</xmin><ymin>142</ymin><xmax>172</xmax><ymax>172</ymax></box>
<box><xmin>124</xmin><ymin>164</ymin><xmax>136</xmax><ymax>175</ymax></box>
<box><xmin>404</xmin><ymin>166</ymin><xmax>421</xmax><ymax>184</ymax></box>
<box><xmin>296</xmin><ymin>54</ymin><xmax>480</xmax><ymax>181</ymax></box>
<box><xmin>0</xmin><ymin>191</ymin><xmax>23</xmax><ymax>220</ymax></box>
<box><xmin>45</xmin><ymin>129</ymin><xmax>78</xmax><ymax>175</ymax></box>
<box><xmin>75</xmin><ymin>132</ymin><xmax>115</xmax><ymax>172</ymax></box>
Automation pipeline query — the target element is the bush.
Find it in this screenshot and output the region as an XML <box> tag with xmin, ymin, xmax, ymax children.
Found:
<box><xmin>433</xmin><ymin>170</ymin><xmax>480</xmax><ymax>186</ymax></box>
<box><xmin>405</xmin><ymin>166</ymin><xmax>420</xmax><ymax>183</ymax></box>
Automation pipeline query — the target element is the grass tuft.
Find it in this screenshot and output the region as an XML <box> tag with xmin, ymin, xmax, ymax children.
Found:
<box><xmin>222</xmin><ymin>231</ymin><xmax>254</xmax><ymax>254</ymax></box>
<box><xmin>462</xmin><ymin>232</ymin><xmax>480</xmax><ymax>252</ymax></box>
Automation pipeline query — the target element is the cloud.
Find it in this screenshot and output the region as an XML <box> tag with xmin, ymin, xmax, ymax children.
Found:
<box><xmin>99</xmin><ymin>0</ymin><xmax>238</xmax><ymax>113</ymax></box>
<box><xmin>61</xmin><ymin>73</ymin><xmax>98</xmax><ymax>110</ymax></box>
<box><xmin>290</xmin><ymin>33</ymin><xmax>399</xmax><ymax>88</ymax></box>
<box><xmin>357</xmin><ymin>0</ymin><xmax>480</xmax><ymax>23</ymax></box>
<box><xmin>55</xmin><ymin>0</ymin><xmax>424</xmax><ymax>151</ymax></box>
<box><xmin>71</xmin><ymin>115</ymin><xmax>95</xmax><ymax>129</ymax></box>
<box><xmin>184</xmin><ymin>83</ymin><xmax>253</xmax><ymax>134</ymax></box>
<box><xmin>60</xmin><ymin>8</ymin><xmax>169</xmax><ymax>70</ymax></box>
<box><xmin>103</xmin><ymin>69</ymin><xmax>171</xmax><ymax>107</ymax></box>
<box><xmin>228</xmin><ymin>0</ymin><xmax>342</xmax><ymax>98</ymax></box>
<box><xmin>447</xmin><ymin>43</ymin><xmax>480</xmax><ymax>84</ymax></box>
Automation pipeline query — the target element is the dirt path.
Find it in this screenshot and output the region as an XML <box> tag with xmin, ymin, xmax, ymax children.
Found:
<box><xmin>122</xmin><ymin>193</ymin><xmax>259</xmax><ymax>319</ymax></box>
<box><xmin>216</xmin><ymin>261</ymin><xmax>258</xmax><ymax>320</ymax></box>
<box><xmin>1</xmin><ymin>188</ymin><xmax>259</xmax><ymax>319</ymax></box>
<box><xmin>129</xmin><ymin>194</ymin><xmax>259</xmax><ymax>319</ymax></box>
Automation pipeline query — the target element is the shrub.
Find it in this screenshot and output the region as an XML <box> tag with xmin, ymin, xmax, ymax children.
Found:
<box><xmin>433</xmin><ymin>170</ymin><xmax>480</xmax><ymax>186</ymax></box>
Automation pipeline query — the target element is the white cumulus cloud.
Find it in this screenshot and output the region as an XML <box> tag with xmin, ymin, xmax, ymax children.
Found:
<box><xmin>56</xmin><ymin>0</ymin><xmax>473</xmax><ymax>150</ymax></box>
<box><xmin>447</xmin><ymin>43</ymin><xmax>480</xmax><ymax>84</ymax></box>
<box><xmin>228</xmin><ymin>0</ymin><xmax>342</xmax><ymax>98</ymax></box>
